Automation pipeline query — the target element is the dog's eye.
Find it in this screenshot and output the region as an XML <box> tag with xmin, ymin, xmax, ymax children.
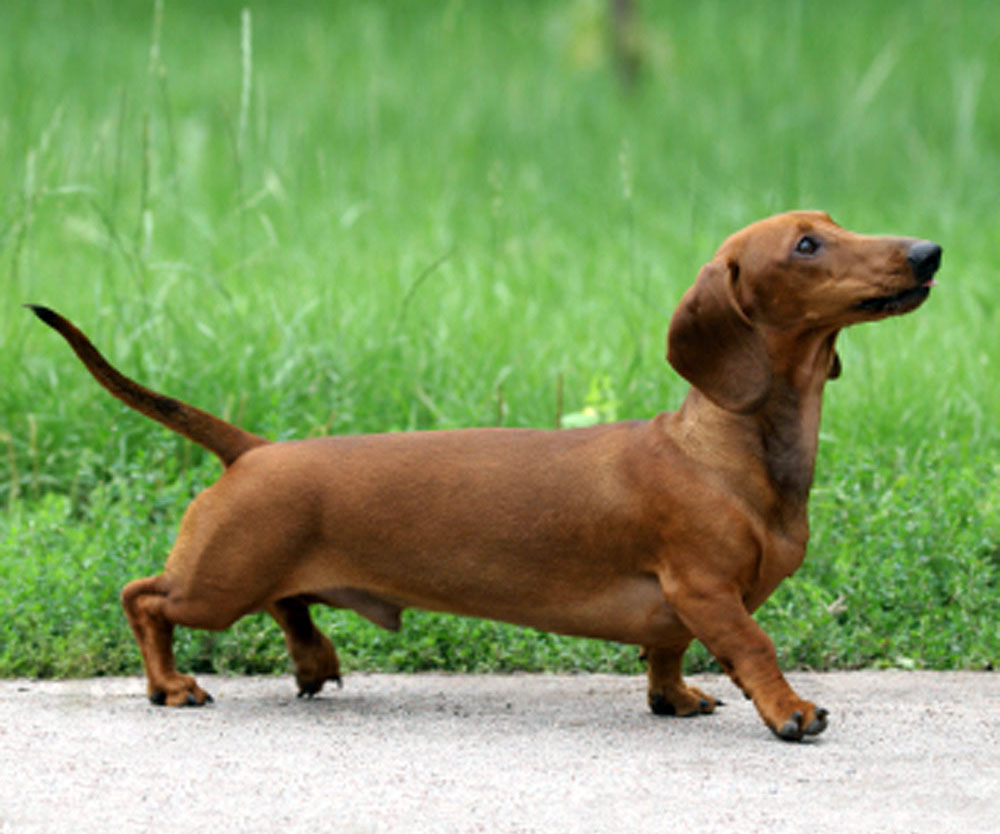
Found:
<box><xmin>794</xmin><ymin>235</ymin><xmax>821</xmax><ymax>256</ymax></box>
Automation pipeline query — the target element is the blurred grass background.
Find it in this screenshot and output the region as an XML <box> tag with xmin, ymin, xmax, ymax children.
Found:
<box><xmin>0</xmin><ymin>0</ymin><xmax>996</xmax><ymax>678</ymax></box>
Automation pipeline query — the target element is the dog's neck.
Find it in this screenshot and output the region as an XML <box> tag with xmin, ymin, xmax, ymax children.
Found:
<box><xmin>754</xmin><ymin>380</ymin><xmax>820</xmax><ymax>503</ymax></box>
<box><xmin>677</xmin><ymin>333</ymin><xmax>838</xmax><ymax>522</ymax></box>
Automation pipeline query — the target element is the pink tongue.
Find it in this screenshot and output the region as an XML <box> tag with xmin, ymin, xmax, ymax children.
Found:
<box><xmin>923</xmin><ymin>279</ymin><xmax>938</xmax><ymax>287</ymax></box>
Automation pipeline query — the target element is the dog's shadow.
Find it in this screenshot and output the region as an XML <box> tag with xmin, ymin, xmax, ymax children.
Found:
<box><xmin>200</xmin><ymin>675</ymin><xmax>771</xmax><ymax>742</ymax></box>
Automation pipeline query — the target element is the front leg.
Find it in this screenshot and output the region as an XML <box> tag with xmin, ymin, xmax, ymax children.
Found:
<box><xmin>661</xmin><ymin>578</ymin><xmax>827</xmax><ymax>740</ymax></box>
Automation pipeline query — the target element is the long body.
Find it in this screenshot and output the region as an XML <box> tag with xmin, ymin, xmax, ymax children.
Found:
<box><xmin>30</xmin><ymin>211</ymin><xmax>941</xmax><ymax>740</ymax></box>
<box><xmin>173</xmin><ymin>414</ymin><xmax>792</xmax><ymax>644</ymax></box>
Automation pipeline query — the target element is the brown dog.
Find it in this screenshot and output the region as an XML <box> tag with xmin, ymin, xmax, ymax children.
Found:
<box><xmin>30</xmin><ymin>211</ymin><xmax>940</xmax><ymax>740</ymax></box>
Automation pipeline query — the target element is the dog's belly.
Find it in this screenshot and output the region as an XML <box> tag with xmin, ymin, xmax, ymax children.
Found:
<box><xmin>310</xmin><ymin>572</ymin><xmax>682</xmax><ymax>647</ymax></box>
<box><xmin>431</xmin><ymin>572</ymin><xmax>685</xmax><ymax>646</ymax></box>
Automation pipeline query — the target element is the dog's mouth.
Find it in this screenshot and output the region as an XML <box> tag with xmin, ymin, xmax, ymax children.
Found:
<box><xmin>857</xmin><ymin>280</ymin><xmax>935</xmax><ymax>316</ymax></box>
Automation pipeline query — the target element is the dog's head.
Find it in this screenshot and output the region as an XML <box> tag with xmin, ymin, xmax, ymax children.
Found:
<box><xmin>667</xmin><ymin>211</ymin><xmax>941</xmax><ymax>413</ymax></box>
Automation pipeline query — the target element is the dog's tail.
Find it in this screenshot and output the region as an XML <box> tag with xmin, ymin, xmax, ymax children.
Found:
<box><xmin>27</xmin><ymin>305</ymin><xmax>269</xmax><ymax>467</ymax></box>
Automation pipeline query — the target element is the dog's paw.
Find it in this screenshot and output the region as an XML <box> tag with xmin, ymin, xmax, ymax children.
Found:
<box><xmin>648</xmin><ymin>684</ymin><xmax>722</xmax><ymax>717</ymax></box>
<box><xmin>771</xmin><ymin>705</ymin><xmax>828</xmax><ymax>741</ymax></box>
<box><xmin>148</xmin><ymin>675</ymin><xmax>213</xmax><ymax>707</ymax></box>
<box><xmin>295</xmin><ymin>674</ymin><xmax>343</xmax><ymax>699</ymax></box>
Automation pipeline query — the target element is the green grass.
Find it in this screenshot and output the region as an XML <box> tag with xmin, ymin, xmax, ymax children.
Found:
<box><xmin>1</xmin><ymin>0</ymin><xmax>997</xmax><ymax>679</ymax></box>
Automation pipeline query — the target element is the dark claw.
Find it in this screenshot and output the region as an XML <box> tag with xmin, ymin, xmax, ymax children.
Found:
<box><xmin>804</xmin><ymin>707</ymin><xmax>828</xmax><ymax>736</ymax></box>
<box><xmin>649</xmin><ymin>694</ymin><xmax>677</xmax><ymax>716</ymax></box>
<box><xmin>204</xmin><ymin>692</ymin><xmax>214</xmax><ymax>704</ymax></box>
<box><xmin>297</xmin><ymin>681</ymin><xmax>319</xmax><ymax>698</ymax></box>
<box><xmin>775</xmin><ymin>711</ymin><xmax>804</xmax><ymax>741</ymax></box>
<box><xmin>333</xmin><ymin>675</ymin><xmax>343</xmax><ymax>690</ymax></box>
<box><xmin>149</xmin><ymin>691</ymin><xmax>167</xmax><ymax>706</ymax></box>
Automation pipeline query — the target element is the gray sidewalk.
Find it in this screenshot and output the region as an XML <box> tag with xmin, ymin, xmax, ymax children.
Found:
<box><xmin>1</xmin><ymin>671</ymin><xmax>996</xmax><ymax>833</ymax></box>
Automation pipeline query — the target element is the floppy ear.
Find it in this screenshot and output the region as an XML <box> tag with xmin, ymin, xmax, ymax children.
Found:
<box><xmin>667</xmin><ymin>260</ymin><xmax>772</xmax><ymax>414</ymax></box>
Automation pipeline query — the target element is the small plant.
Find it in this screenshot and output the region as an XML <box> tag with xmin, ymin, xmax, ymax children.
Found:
<box><xmin>560</xmin><ymin>374</ymin><xmax>620</xmax><ymax>428</ymax></box>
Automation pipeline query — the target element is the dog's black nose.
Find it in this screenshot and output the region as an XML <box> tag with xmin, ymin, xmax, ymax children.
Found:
<box><xmin>907</xmin><ymin>240</ymin><xmax>942</xmax><ymax>282</ymax></box>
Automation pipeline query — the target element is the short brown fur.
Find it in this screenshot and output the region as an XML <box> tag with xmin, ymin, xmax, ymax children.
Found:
<box><xmin>31</xmin><ymin>211</ymin><xmax>940</xmax><ymax>740</ymax></box>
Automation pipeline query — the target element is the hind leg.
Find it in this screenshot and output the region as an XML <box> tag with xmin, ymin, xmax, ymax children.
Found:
<box><xmin>642</xmin><ymin>639</ymin><xmax>722</xmax><ymax>717</ymax></box>
<box><xmin>268</xmin><ymin>597</ymin><xmax>342</xmax><ymax>698</ymax></box>
<box><xmin>121</xmin><ymin>575</ymin><xmax>215</xmax><ymax>706</ymax></box>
